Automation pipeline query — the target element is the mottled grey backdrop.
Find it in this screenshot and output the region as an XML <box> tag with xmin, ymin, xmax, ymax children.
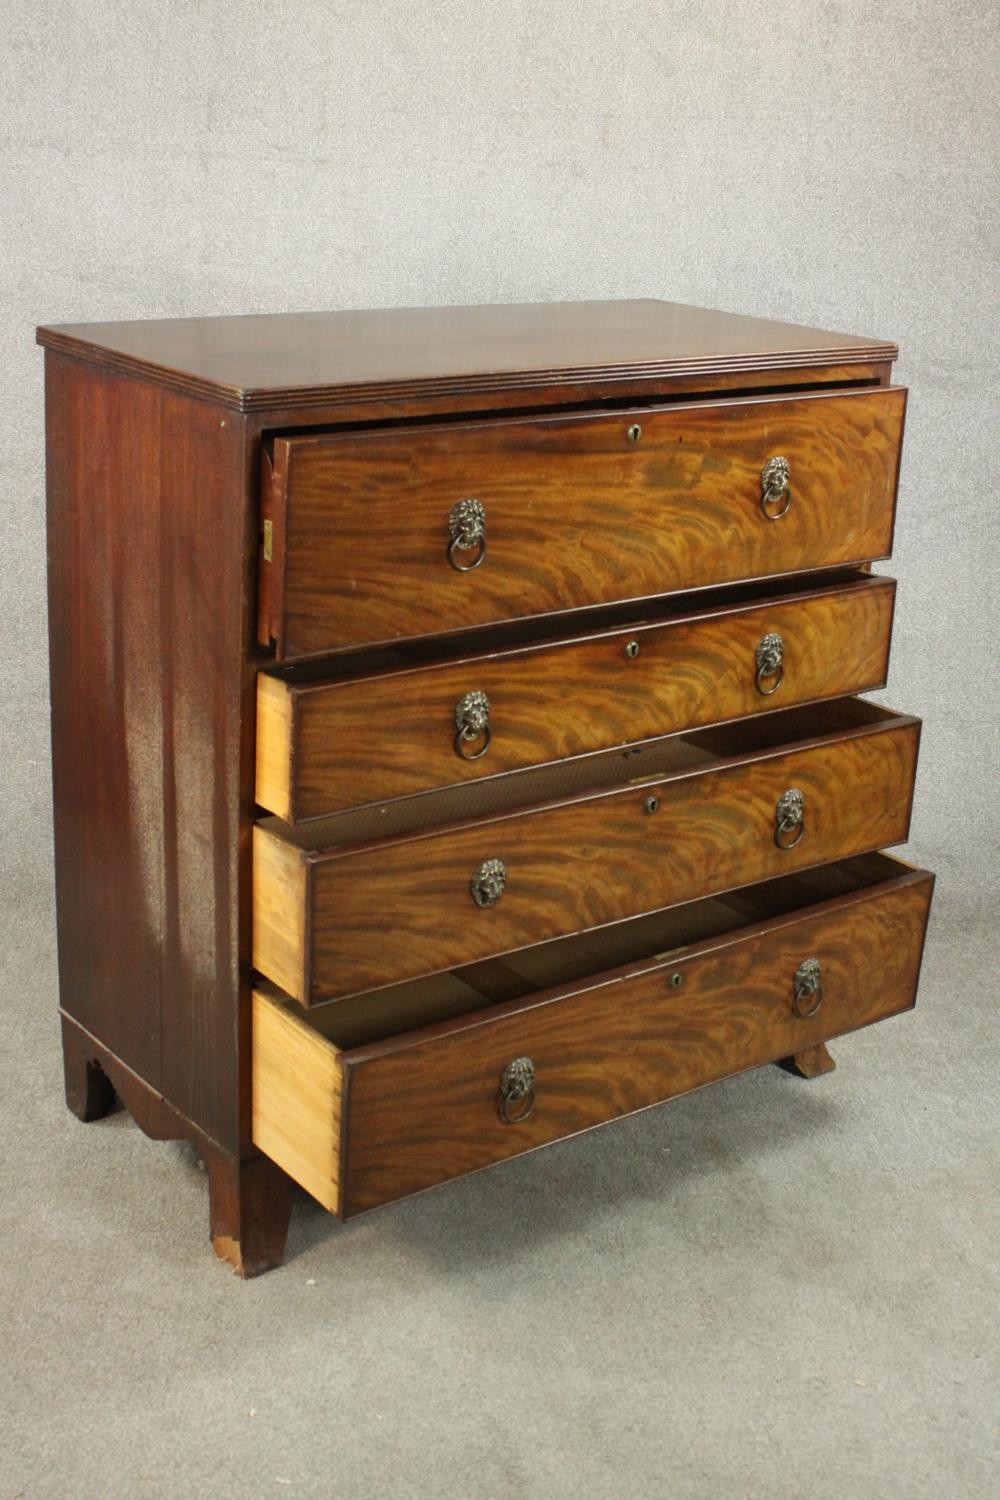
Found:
<box><xmin>2</xmin><ymin>4</ymin><xmax>997</xmax><ymax>1498</ymax></box>
<box><xmin>4</xmin><ymin>0</ymin><xmax>997</xmax><ymax>914</ymax></box>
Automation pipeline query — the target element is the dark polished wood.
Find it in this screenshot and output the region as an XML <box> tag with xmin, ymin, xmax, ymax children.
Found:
<box><xmin>262</xmin><ymin>386</ymin><xmax>906</xmax><ymax>658</ymax></box>
<box><xmin>241</xmin><ymin>361</ymin><xmax>889</xmax><ymax>437</ymax></box>
<box><xmin>339</xmin><ymin>863</ymin><xmax>934</xmax><ymax>1215</ymax></box>
<box><xmin>45</xmin><ymin>353</ymin><xmax>251</xmax><ymax>1152</ymax></box>
<box><xmin>62</xmin><ymin>1014</ymin><xmax>118</xmax><ymax>1122</ymax></box>
<box><xmin>253</xmin><ymin>701</ymin><xmax>920</xmax><ymax>1003</ymax></box>
<box><xmin>198</xmin><ymin>1139</ymin><xmax>297</xmax><ymax>1279</ymax></box>
<box><xmin>37</xmin><ymin>299</ymin><xmax>897</xmax><ymax>412</ymax></box>
<box><xmin>60</xmin><ymin>1015</ymin><xmax>295</xmax><ymax>1275</ymax></box>
<box><xmin>258</xmin><ymin>572</ymin><xmax>896</xmax><ymax>820</ymax></box>
<box><xmin>42</xmin><ymin>298</ymin><xmax>931</xmax><ymax>1270</ymax></box>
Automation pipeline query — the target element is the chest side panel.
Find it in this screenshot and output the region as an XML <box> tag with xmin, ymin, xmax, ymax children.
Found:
<box><xmin>44</xmin><ymin>352</ymin><xmax>250</xmax><ymax>1152</ymax></box>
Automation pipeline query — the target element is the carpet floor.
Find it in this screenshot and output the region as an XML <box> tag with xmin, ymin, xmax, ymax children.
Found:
<box><xmin>2</xmin><ymin>873</ymin><xmax>997</xmax><ymax>1500</ymax></box>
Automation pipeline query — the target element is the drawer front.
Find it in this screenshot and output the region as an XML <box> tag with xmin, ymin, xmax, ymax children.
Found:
<box><xmin>252</xmin><ymin>710</ymin><xmax>920</xmax><ymax>1003</ymax></box>
<box><xmin>260</xmin><ymin>386</ymin><xmax>906</xmax><ymax>659</ymax></box>
<box><xmin>257</xmin><ymin>574</ymin><xmax>895</xmax><ymax>820</ymax></box>
<box><xmin>339</xmin><ymin>863</ymin><xmax>933</xmax><ymax>1213</ymax></box>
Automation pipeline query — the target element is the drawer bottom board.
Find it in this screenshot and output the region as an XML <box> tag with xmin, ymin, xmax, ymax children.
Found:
<box><xmin>252</xmin><ymin>853</ymin><xmax>933</xmax><ymax>1217</ymax></box>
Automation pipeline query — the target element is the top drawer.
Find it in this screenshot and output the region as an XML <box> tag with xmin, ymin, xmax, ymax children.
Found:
<box><xmin>258</xmin><ymin>385</ymin><xmax>906</xmax><ymax>661</ymax></box>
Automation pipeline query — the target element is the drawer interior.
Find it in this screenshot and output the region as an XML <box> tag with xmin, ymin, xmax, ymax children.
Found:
<box><xmin>297</xmin><ymin>852</ymin><xmax>915</xmax><ymax>1052</ymax></box>
<box><xmin>259</xmin><ymin>697</ymin><xmax>903</xmax><ymax>854</ymax></box>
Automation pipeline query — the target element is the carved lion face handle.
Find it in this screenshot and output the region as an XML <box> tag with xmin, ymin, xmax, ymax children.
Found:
<box><xmin>760</xmin><ymin>456</ymin><xmax>791</xmax><ymax>519</ymax></box>
<box><xmin>755</xmin><ymin>631</ymin><xmax>785</xmax><ymax>695</ymax></box>
<box><xmin>792</xmin><ymin>958</ymin><xmax>823</xmax><ymax>1018</ymax></box>
<box><xmin>447</xmin><ymin>498</ymin><xmax>487</xmax><ymax>571</ymax></box>
<box><xmin>775</xmin><ymin>788</ymin><xmax>805</xmax><ymax>849</ymax></box>
<box><xmin>470</xmin><ymin>857</ymin><xmax>507</xmax><ymax>908</ymax></box>
<box><xmin>455</xmin><ymin>690</ymin><xmax>491</xmax><ymax>760</ymax></box>
<box><xmin>498</xmin><ymin>1056</ymin><xmax>535</xmax><ymax>1123</ymax></box>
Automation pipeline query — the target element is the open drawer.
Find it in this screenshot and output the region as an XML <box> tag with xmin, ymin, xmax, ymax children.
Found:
<box><xmin>256</xmin><ymin>570</ymin><xmax>897</xmax><ymax>821</ymax></box>
<box><xmin>252</xmin><ymin>853</ymin><xmax>934</xmax><ymax>1217</ymax></box>
<box><xmin>258</xmin><ymin>385</ymin><xmax>906</xmax><ymax>660</ymax></box>
<box><xmin>252</xmin><ymin>698</ymin><xmax>920</xmax><ymax>1004</ymax></box>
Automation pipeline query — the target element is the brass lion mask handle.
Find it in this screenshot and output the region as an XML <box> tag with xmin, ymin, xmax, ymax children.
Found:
<box><xmin>755</xmin><ymin>631</ymin><xmax>785</xmax><ymax>696</ymax></box>
<box><xmin>498</xmin><ymin>1056</ymin><xmax>535</xmax><ymax>1123</ymax></box>
<box><xmin>760</xmin><ymin>456</ymin><xmax>791</xmax><ymax>519</ymax></box>
<box><xmin>775</xmin><ymin>788</ymin><xmax>805</xmax><ymax>849</ymax></box>
<box><xmin>793</xmin><ymin>957</ymin><xmax>823</xmax><ymax>1018</ymax></box>
<box><xmin>470</xmin><ymin>857</ymin><xmax>506</xmax><ymax>908</ymax></box>
<box><xmin>447</xmin><ymin>498</ymin><xmax>487</xmax><ymax>571</ymax></box>
<box><xmin>454</xmin><ymin>690</ymin><xmax>491</xmax><ymax>760</ymax></box>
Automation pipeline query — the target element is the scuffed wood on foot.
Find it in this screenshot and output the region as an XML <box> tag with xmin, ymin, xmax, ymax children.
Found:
<box><xmin>60</xmin><ymin>1012</ymin><xmax>296</xmax><ymax>1275</ymax></box>
<box><xmin>782</xmin><ymin>1041</ymin><xmax>837</xmax><ymax>1079</ymax></box>
<box><xmin>199</xmin><ymin>1141</ymin><xmax>296</xmax><ymax>1278</ymax></box>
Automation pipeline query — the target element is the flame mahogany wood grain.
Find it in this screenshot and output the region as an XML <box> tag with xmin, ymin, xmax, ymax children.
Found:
<box><xmin>37</xmin><ymin>299</ymin><xmax>897</xmax><ymax>412</ymax></box>
<box><xmin>262</xmin><ymin>386</ymin><xmax>906</xmax><ymax>659</ymax></box>
<box><xmin>252</xmin><ymin>707</ymin><xmax>920</xmax><ymax>1003</ymax></box>
<box><xmin>338</xmin><ymin>865</ymin><xmax>933</xmax><ymax>1215</ymax></box>
<box><xmin>40</xmin><ymin>300</ymin><xmax>926</xmax><ymax>1271</ymax></box>
<box><xmin>249</xmin><ymin>860</ymin><xmax>932</xmax><ymax>1218</ymax></box>
<box><xmin>257</xmin><ymin>573</ymin><xmax>896</xmax><ymax>820</ymax></box>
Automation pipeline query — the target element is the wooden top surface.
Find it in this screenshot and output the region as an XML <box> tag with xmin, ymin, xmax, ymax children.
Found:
<box><xmin>36</xmin><ymin>299</ymin><xmax>896</xmax><ymax>413</ymax></box>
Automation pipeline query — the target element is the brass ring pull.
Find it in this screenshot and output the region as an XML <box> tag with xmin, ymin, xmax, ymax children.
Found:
<box><xmin>498</xmin><ymin>1056</ymin><xmax>535</xmax><ymax>1124</ymax></box>
<box><xmin>454</xmin><ymin>690</ymin><xmax>491</xmax><ymax>761</ymax></box>
<box><xmin>470</xmin><ymin>857</ymin><xmax>506</xmax><ymax>908</ymax></box>
<box><xmin>792</xmin><ymin>957</ymin><xmax>823</xmax><ymax>1018</ymax></box>
<box><xmin>447</xmin><ymin>498</ymin><xmax>486</xmax><ymax>571</ymax></box>
<box><xmin>775</xmin><ymin>788</ymin><xmax>805</xmax><ymax>849</ymax></box>
<box><xmin>760</xmin><ymin>456</ymin><xmax>791</xmax><ymax>520</ymax></box>
<box><xmin>755</xmin><ymin>631</ymin><xmax>785</xmax><ymax>696</ymax></box>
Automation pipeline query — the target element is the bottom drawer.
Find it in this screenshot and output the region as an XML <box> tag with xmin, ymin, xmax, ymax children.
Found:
<box><xmin>252</xmin><ymin>853</ymin><xmax>933</xmax><ymax>1218</ymax></box>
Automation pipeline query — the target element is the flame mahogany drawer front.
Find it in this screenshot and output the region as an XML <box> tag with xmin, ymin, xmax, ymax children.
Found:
<box><xmin>39</xmin><ymin>299</ymin><xmax>933</xmax><ymax>1275</ymax></box>
<box><xmin>258</xmin><ymin>385</ymin><xmax>906</xmax><ymax>661</ymax></box>
<box><xmin>252</xmin><ymin>699</ymin><xmax>920</xmax><ymax>1005</ymax></box>
<box><xmin>252</xmin><ymin>855</ymin><xmax>935</xmax><ymax>1217</ymax></box>
<box><xmin>256</xmin><ymin>571</ymin><xmax>896</xmax><ymax>821</ymax></box>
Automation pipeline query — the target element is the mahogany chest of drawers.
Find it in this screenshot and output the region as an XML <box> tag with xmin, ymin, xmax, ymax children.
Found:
<box><xmin>38</xmin><ymin>299</ymin><xmax>934</xmax><ymax>1274</ymax></box>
